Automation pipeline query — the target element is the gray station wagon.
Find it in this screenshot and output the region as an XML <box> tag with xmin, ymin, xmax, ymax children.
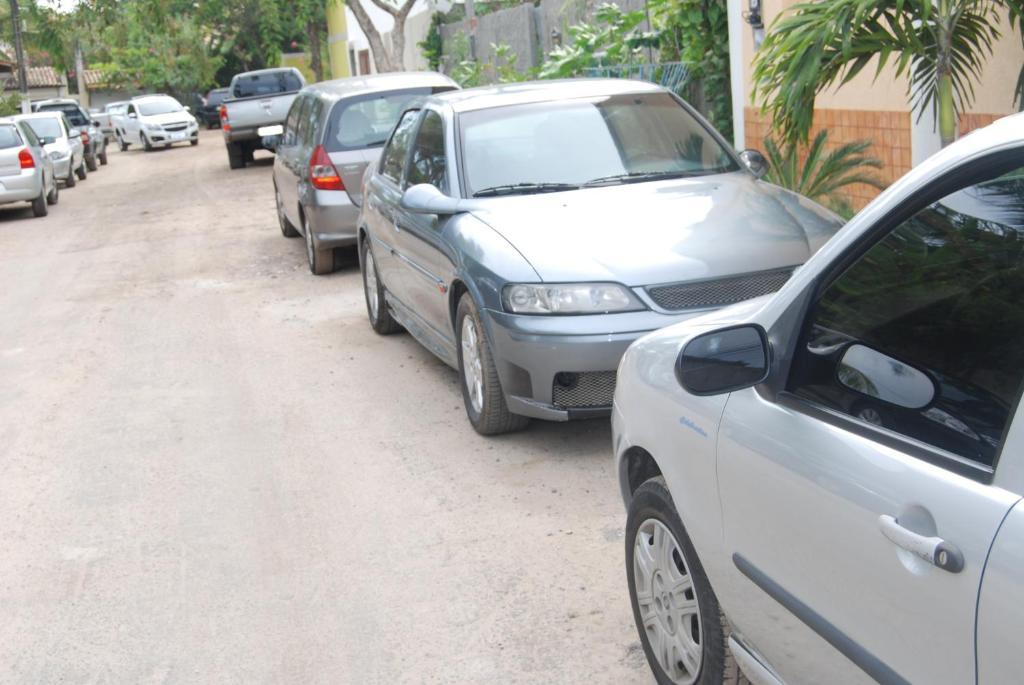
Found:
<box><xmin>357</xmin><ymin>79</ymin><xmax>843</xmax><ymax>435</ymax></box>
<box><xmin>270</xmin><ymin>72</ymin><xmax>458</xmax><ymax>274</ymax></box>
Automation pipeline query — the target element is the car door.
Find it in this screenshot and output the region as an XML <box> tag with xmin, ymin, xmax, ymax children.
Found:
<box><xmin>294</xmin><ymin>96</ymin><xmax>324</xmax><ymax>219</ymax></box>
<box><xmin>715</xmin><ymin>156</ymin><xmax>1024</xmax><ymax>684</ymax></box>
<box><xmin>275</xmin><ymin>95</ymin><xmax>308</xmax><ymax>228</ymax></box>
<box><xmin>125</xmin><ymin>103</ymin><xmax>141</xmax><ymax>143</ymax></box>
<box><xmin>391</xmin><ymin>108</ymin><xmax>458</xmax><ymax>349</ymax></box>
<box><xmin>363</xmin><ymin>108</ymin><xmax>421</xmax><ymax>305</ymax></box>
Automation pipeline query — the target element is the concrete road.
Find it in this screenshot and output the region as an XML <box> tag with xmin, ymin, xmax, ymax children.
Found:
<box><xmin>0</xmin><ymin>131</ymin><xmax>650</xmax><ymax>683</ymax></box>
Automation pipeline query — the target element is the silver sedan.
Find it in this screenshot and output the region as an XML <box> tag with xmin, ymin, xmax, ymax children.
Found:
<box><xmin>357</xmin><ymin>79</ymin><xmax>842</xmax><ymax>434</ymax></box>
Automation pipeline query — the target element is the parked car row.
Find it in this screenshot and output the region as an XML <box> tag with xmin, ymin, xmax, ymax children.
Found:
<box><xmin>260</xmin><ymin>69</ymin><xmax>1024</xmax><ymax>684</ymax></box>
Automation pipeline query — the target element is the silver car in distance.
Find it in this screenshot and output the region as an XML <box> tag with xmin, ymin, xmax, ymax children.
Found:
<box><xmin>358</xmin><ymin>79</ymin><xmax>841</xmax><ymax>434</ymax></box>
<box><xmin>613</xmin><ymin>113</ymin><xmax>1024</xmax><ymax>684</ymax></box>
<box><xmin>0</xmin><ymin>118</ymin><xmax>58</xmax><ymax>217</ymax></box>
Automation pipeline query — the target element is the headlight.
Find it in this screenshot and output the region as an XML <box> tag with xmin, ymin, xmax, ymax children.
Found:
<box><xmin>502</xmin><ymin>283</ymin><xmax>644</xmax><ymax>315</ymax></box>
<box><xmin>144</xmin><ymin>123</ymin><xmax>162</xmax><ymax>131</ymax></box>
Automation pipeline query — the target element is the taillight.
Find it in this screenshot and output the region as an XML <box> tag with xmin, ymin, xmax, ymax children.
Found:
<box><xmin>81</xmin><ymin>130</ymin><xmax>90</xmax><ymax>146</ymax></box>
<box><xmin>309</xmin><ymin>144</ymin><xmax>344</xmax><ymax>191</ymax></box>
<box><xmin>18</xmin><ymin>148</ymin><xmax>34</xmax><ymax>169</ymax></box>
<box><xmin>219</xmin><ymin>105</ymin><xmax>230</xmax><ymax>131</ymax></box>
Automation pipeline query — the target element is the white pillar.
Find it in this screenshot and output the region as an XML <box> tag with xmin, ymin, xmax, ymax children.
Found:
<box><xmin>727</xmin><ymin>0</ymin><xmax>745</xmax><ymax>150</ymax></box>
<box><xmin>911</xmin><ymin>102</ymin><xmax>942</xmax><ymax>166</ymax></box>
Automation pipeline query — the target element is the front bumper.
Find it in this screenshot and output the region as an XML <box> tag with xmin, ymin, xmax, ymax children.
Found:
<box><xmin>147</xmin><ymin>125</ymin><xmax>199</xmax><ymax>144</ymax></box>
<box><xmin>483</xmin><ymin>308</ymin><xmax>701</xmax><ymax>421</ymax></box>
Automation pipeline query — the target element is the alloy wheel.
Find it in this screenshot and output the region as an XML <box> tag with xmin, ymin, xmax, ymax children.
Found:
<box><xmin>461</xmin><ymin>316</ymin><xmax>484</xmax><ymax>414</ymax></box>
<box><xmin>633</xmin><ymin>519</ymin><xmax>703</xmax><ymax>684</ymax></box>
<box><xmin>364</xmin><ymin>249</ymin><xmax>380</xmax><ymax>323</ymax></box>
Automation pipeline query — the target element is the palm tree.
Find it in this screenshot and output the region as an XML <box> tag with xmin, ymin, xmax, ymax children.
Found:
<box><xmin>752</xmin><ymin>0</ymin><xmax>1024</xmax><ymax>147</ymax></box>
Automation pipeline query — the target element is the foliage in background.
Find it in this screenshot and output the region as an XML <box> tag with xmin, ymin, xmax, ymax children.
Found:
<box><xmin>0</xmin><ymin>92</ymin><xmax>21</xmax><ymax>116</ymax></box>
<box><xmin>763</xmin><ymin>130</ymin><xmax>885</xmax><ymax>215</ymax></box>
<box><xmin>752</xmin><ymin>0</ymin><xmax>1024</xmax><ymax>147</ymax></box>
<box><xmin>418</xmin><ymin>13</ymin><xmax>445</xmax><ymax>72</ymax></box>
<box><xmin>451</xmin><ymin>38</ymin><xmax>530</xmax><ymax>87</ymax></box>
<box><xmin>538</xmin><ymin>4</ymin><xmax>654</xmax><ymax>79</ymax></box>
<box><xmin>649</xmin><ymin>0</ymin><xmax>731</xmax><ymax>140</ymax></box>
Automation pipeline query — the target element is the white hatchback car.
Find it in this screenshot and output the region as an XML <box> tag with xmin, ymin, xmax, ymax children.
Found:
<box><xmin>613</xmin><ymin>112</ymin><xmax>1024</xmax><ymax>684</ymax></box>
<box><xmin>117</xmin><ymin>95</ymin><xmax>199</xmax><ymax>151</ymax></box>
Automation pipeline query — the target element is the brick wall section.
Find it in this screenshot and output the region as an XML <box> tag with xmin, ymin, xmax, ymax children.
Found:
<box><xmin>745</xmin><ymin>107</ymin><xmax>911</xmax><ymax>209</ymax></box>
<box><xmin>959</xmin><ymin>113</ymin><xmax>1003</xmax><ymax>136</ymax></box>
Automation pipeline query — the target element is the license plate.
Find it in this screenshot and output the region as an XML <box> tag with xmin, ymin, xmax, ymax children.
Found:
<box><xmin>172</xmin><ymin>132</ymin><xmax>185</xmax><ymax>140</ymax></box>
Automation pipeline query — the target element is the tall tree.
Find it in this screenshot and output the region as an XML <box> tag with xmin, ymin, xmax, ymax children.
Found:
<box><xmin>342</xmin><ymin>0</ymin><xmax>417</xmax><ymax>72</ymax></box>
<box><xmin>752</xmin><ymin>0</ymin><xmax>1024</xmax><ymax>147</ymax></box>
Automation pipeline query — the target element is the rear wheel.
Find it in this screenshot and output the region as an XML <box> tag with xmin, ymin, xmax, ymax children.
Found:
<box><xmin>31</xmin><ymin>189</ymin><xmax>48</xmax><ymax>217</ymax></box>
<box><xmin>65</xmin><ymin>166</ymin><xmax>76</xmax><ymax>188</ymax></box>
<box><xmin>227</xmin><ymin>141</ymin><xmax>245</xmax><ymax>169</ymax></box>
<box><xmin>304</xmin><ymin>214</ymin><xmax>334</xmax><ymax>275</ymax></box>
<box><xmin>99</xmin><ymin>149</ymin><xmax>108</xmax><ymax>165</ymax></box>
<box><xmin>361</xmin><ymin>240</ymin><xmax>402</xmax><ymax>335</ymax></box>
<box><xmin>117</xmin><ymin>133</ymin><xmax>128</xmax><ymax>152</ymax></box>
<box><xmin>626</xmin><ymin>478</ymin><xmax>749</xmax><ymax>685</ymax></box>
<box><xmin>86</xmin><ymin>153</ymin><xmax>98</xmax><ymax>171</ymax></box>
<box><xmin>75</xmin><ymin>161</ymin><xmax>87</xmax><ymax>181</ymax></box>
<box><xmin>275</xmin><ymin>186</ymin><xmax>299</xmax><ymax>237</ymax></box>
<box><xmin>46</xmin><ymin>176</ymin><xmax>58</xmax><ymax>205</ymax></box>
<box><xmin>456</xmin><ymin>294</ymin><xmax>528</xmax><ymax>435</ymax></box>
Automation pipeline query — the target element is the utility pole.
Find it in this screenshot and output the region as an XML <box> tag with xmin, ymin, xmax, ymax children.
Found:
<box><xmin>465</xmin><ymin>0</ymin><xmax>476</xmax><ymax>60</ymax></box>
<box><xmin>9</xmin><ymin>0</ymin><xmax>30</xmax><ymax>113</ymax></box>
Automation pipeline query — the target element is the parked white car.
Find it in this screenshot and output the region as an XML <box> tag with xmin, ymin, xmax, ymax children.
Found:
<box><xmin>116</xmin><ymin>95</ymin><xmax>199</xmax><ymax>151</ymax></box>
<box><xmin>0</xmin><ymin>118</ymin><xmax>58</xmax><ymax>216</ymax></box>
<box><xmin>14</xmin><ymin>112</ymin><xmax>87</xmax><ymax>187</ymax></box>
<box><xmin>613</xmin><ymin>112</ymin><xmax>1024</xmax><ymax>684</ymax></box>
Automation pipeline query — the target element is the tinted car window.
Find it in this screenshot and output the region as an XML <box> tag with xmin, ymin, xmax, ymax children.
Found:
<box><xmin>294</xmin><ymin>96</ymin><xmax>313</xmax><ymax>148</ymax></box>
<box><xmin>324</xmin><ymin>87</ymin><xmax>453</xmax><ymax>152</ymax></box>
<box><xmin>379</xmin><ymin>110</ymin><xmax>420</xmax><ymax>183</ymax></box>
<box><xmin>301</xmin><ymin>97</ymin><xmax>322</xmax><ymax>148</ymax></box>
<box><xmin>26</xmin><ymin>118</ymin><xmax>62</xmax><ymax>142</ymax></box>
<box><xmin>406</xmin><ymin>110</ymin><xmax>447</xmax><ymax>192</ymax></box>
<box><xmin>206</xmin><ymin>89</ymin><xmax>228</xmax><ymax>106</ymax></box>
<box><xmin>19</xmin><ymin>123</ymin><xmax>40</xmax><ymax>147</ymax></box>
<box><xmin>38</xmin><ymin>103</ymin><xmax>87</xmax><ymax>126</ymax></box>
<box><xmin>0</xmin><ymin>124</ymin><xmax>22</xmax><ymax>149</ymax></box>
<box><xmin>789</xmin><ymin>165</ymin><xmax>1024</xmax><ymax>467</ymax></box>
<box><xmin>458</xmin><ymin>92</ymin><xmax>738</xmax><ymax>197</ymax></box>
<box><xmin>284</xmin><ymin>97</ymin><xmax>304</xmax><ymax>146</ymax></box>
<box><xmin>232</xmin><ymin>71</ymin><xmax>303</xmax><ymax>98</ymax></box>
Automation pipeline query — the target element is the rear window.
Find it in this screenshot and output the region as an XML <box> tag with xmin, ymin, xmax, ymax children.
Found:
<box><xmin>0</xmin><ymin>125</ymin><xmax>22</xmax><ymax>149</ymax></box>
<box><xmin>324</xmin><ymin>87</ymin><xmax>454</xmax><ymax>152</ymax></box>
<box><xmin>26</xmin><ymin>118</ymin><xmax>62</xmax><ymax>141</ymax></box>
<box><xmin>38</xmin><ymin>103</ymin><xmax>87</xmax><ymax>126</ymax></box>
<box><xmin>232</xmin><ymin>71</ymin><xmax>303</xmax><ymax>99</ymax></box>
<box><xmin>207</xmin><ymin>90</ymin><xmax>228</xmax><ymax>106</ymax></box>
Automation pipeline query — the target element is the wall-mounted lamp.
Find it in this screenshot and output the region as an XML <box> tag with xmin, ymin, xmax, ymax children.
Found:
<box><xmin>744</xmin><ymin>0</ymin><xmax>766</xmax><ymax>49</ymax></box>
<box><xmin>550</xmin><ymin>28</ymin><xmax>562</xmax><ymax>47</ymax></box>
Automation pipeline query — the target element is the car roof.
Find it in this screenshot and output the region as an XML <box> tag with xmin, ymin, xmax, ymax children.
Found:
<box><xmin>428</xmin><ymin>78</ymin><xmax>664</xmax><ymax>113</ymax></box>
<box><xmin>12</xmin><ymin>112</ymin><xmax>63</xmax><ymax>121</ymax></box>
<box><xmin>33</xmin><ymin>98</ymin><xmax>80</xmax><ymax>107</ymax></box>
<box><xmin>233</xmin><ymin>67</ymin><xmax>301</xmax><ymax>78</ymax></box>
<box><xmin>131</xmin><ymin>94</ymin><xmax>176</xmax><ymax>103</ymax></box>
<box><xmin>303</xmin><ymin>71</ymin><xmax>458</xmax><ymax>103</ymax></box>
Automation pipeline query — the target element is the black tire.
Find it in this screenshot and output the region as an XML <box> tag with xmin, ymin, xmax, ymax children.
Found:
<box><xmin>142</xmin><ymin>134</ymin><xmax>153</xmax><ymax>152</ymax></box>
<box><xmin>46</xmin><ymin>178</ymin><xmax>58</xmax><ymax>205</ymax></box>
<box><xmin>227</xmin><ymin>142</ymin><xmax>245</xmax><ymax>169</ymax></box>
<box><xmin>304</xmin><ymin>215</ymin><xmax>334</xmax><ymax>275</ymax></box>
<box><xmin>626</xmin><ymin>478</ymin><xmax>749</xmax><ymax>685</ymax></box>
<box><xmin>31</xmin><ymin>189</ymin><xmax>48</xmax><ymax>217</ymax></box>
<box><xmin>360</xmin><ymin>239</ymin><xmax>402</xmax><ymax>335</ymax></box>
<box><xmin>190</xmin><ymin>137</ymin><xmax>199</xmax><ymax>146</ymax></box>
<box><xmin>86</xmin><ymin>153</ymin><xmax>98</xmax><ymax>171</ymax></box>
<box><xmin>455</xmin><ymin>294</ymin><xmax>528</xmax><ymax>435</ymax></box>
<box><xmin>118</xmin><ymin>134</ymin><xmax>128</xmax><ymax>152</ymax></box>
<box><xmin>76</xmin><ymin>161</ymin><xmax>87</xmax><ymax>181</ymax></box>
<box><xmin>244</xmin><ymin>145</ymin><xmax>256</xmax><ymax>163</ymax></box>
<box><xmin>275</xmin><ymin>185</ymin><xmax>299</xmax><ymax>237</ymax></box>
<box><xmin>99</xmin><ymin>149</ymin><xmax>108</xmax><ymax>165</ymax></box>
<box><xmin>65</xmin><ymin>167</ymin><xmax>76</xmax><ymax>188</ymax></box>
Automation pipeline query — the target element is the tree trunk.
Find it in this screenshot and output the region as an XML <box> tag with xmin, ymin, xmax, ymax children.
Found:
<box><xmin>308</xmin><ymin>19</ymin><xmax>323</xmax><ymax>81</ymax></box>
<box><xmin>390</xmin><ymin>6</ymin><xmax>415</xmax><ymax>71</ymax></box>
<box><xmin>347</xmin><ymin>0</ymin><xmax>394</xmax><ymax>72</ymax></box>
<box><xmin>937</xmin><ymin>70</ymin><xmax>956</xmax><ymax>147</ymax></box>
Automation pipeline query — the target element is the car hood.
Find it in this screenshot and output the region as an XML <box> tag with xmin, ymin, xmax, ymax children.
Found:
<box><xmin>468</xmin><ymin>173</ymin><xmax>842</xmax><ymax>286</ymax></box>
<box><xmin>144</xmin><ymin>112</ymin><xmax>193</xmax><ymax>126</ymax></box>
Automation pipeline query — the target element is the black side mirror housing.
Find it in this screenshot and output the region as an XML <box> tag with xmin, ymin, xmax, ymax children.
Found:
<box><xmin>739</xmin><ymin>149</ymin><xmax>770</xmax><ymax>179</ymax></box>
<box><xmin>676</xmin><ymin>325</ymin><xmax>770</xmax><ymax>395</ymax></box>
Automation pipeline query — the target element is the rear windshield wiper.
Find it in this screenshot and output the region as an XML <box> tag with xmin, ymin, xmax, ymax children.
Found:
<box><xmin>582</xmin><ymin>170</ymin><xmax>700</xmax><ymax>187</ymax></box>
<box><xmin>473</xmin><ymin>182</ymin><xmax>580</xmax><ymax>197</ymax></box>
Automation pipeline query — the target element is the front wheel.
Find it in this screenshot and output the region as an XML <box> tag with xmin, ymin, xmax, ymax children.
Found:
<box><xmin>361</xmin><ymin>240</ymin><xmax>402</xmax><ymax>335</ymax></box>
<box><xmin>190</xmin><ymin>137</ymin><xmax>199</xmax><ymax>146</ymax></box>
<box><xmin>86</xmin><ymin>154</ymin><xmax>98</xmax><ymax>171</ymax></box>
<box><xmin>46</xmin><ymin>176</ymin><xmax>58</xmax><ymax>205</ymax></box>
<box><xmin>455</xmin><ymin>294</ymin><xmax>528</xmax><ymax>435</ymax></box>
<box><xmin>65</xmin><ymin>166</ymin><xmax>76</xmax><ymax>188</ymax></box>
<box><xmin>99</xmin><ymin>149</ymin><xmax>108</xmax><ymax>165</ymax></box>
<box><xmin>626</xmin><ymin>478</ymin><xmax>748</xmax><ymax>685</ymax></box>
<box><xmin>118</xmin><ymin>134</ymin><xmax>128</xmax><ymax>152</ymax></box>
<box><xmin>142</xmin><ymin>135</ymin><xmax>153</xmax><ymax>152</ymax></box>
<box><xmin>75</xmin><ymin>161</ymin><xmax>87</xmax><ymax>181</ymax></box>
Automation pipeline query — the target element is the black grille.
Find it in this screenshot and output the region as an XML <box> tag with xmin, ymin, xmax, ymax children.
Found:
<box><xmin>163</xmin><ymin>123</ymin><xmax>189</xmax><ymax>132</ymax></box>
<box><xmin>646</xmin><ymin>267</ymin><xmax>796</xmax><ymax>311</ymax></box>
<box><xmin>552</xmin><ymin>371</ymin><xmax>616</xmax><ymax>408</ymax></box>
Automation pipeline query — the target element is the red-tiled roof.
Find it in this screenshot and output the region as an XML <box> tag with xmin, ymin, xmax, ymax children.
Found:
<box><xmin>3</xmin><ymin>65</ymin><xmax>64</xmax><ymax>90</ymax></box>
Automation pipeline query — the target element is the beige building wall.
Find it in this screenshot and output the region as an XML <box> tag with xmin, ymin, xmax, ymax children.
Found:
<box><xmin>743</xmin><ymin>2</ymin><xmax>1024</xmax><ymax>207</ymax></box>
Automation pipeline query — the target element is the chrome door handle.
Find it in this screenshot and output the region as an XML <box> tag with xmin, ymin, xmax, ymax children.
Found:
<box><xmin>878</xmin><ymin>515</ymin><xmax>964</xmax><ymax>573</ymax></box>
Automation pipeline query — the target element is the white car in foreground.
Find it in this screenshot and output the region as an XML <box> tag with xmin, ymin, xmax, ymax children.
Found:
<box><xmin>116</xmin><ymin>95</ymin><xmax>199</xmax><ymax>151</ymax></box>
<box><xmin>613</xmin><ymin>112</ymin><xmax>1024</xmax><ymax>684</ymax></box>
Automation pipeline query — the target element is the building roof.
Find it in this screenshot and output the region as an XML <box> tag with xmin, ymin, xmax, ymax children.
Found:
<box><xmin>3</xmin><ymin>66</ymin><xmax>64</xmax><ymax>90</ymax></box>
<box><xmin>83</xmin><ymin>69</ymin><xmax>108</xmax><ymax>88</ymax></box>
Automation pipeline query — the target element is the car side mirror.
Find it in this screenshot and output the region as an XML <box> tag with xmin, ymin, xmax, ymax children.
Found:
<box><xmin>92</xmin><ymin>119</ymin><xmax>101</xmax><ymax>127</ymax></box>
<box><xmin>837</xmin><ymin>344</ymin><xmax>936</xmax><ymax>409</ymax></box>
<box><xmin>676</xmin><ymin>325</ymin><xmax>769</xmax><ymax>395</ymax></box>
<box><xmin>69</xmin><ymin>129</ymin><xmax>81</xmax><ymax>138</ymax></box>
<box><xmin>184</xmin><ymin>105</ymin><xmax>192</xmax><ymax>113</ymax></box>
<box><xmin>400</xmin><ymin>183</ymin><xmax>463</xmax><ymax>216</ymax></box>
<box><xmin>739</xmin><ymin>149</ymin><xmax>769</xmax><ymax>179</ymax></box>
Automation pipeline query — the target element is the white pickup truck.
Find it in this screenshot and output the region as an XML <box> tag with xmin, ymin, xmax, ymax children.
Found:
<box><xmin>219</xmin><ymin>67</ymin><xmax>306</xmax><ymax>169</ymax></box>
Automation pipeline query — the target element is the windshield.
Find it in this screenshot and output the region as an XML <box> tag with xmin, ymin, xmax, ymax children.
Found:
<box><xmin>459</xmin><ymin>92</ymin><xmax>739</xmax><ymax>197</ymax></box>
<box><xmin>137</xmin><ymin>97</ymin><xmax>184</xmax><ymax>116</ymax></box>
<box><xmin>232</xmin><ymin>71</ymin><xmax>302</xmax><ymax>98</ymax></box>
<box><xmin>324</xmin><ymin>87</ymin><xmax>454</xmax><ymax>152</ymax></box>
<box><xmin>38</xmin><ymin>103</ymin><xmax>87</xmax><ymax>126</ymax></box>
<box><xmin>26</xmin><ymin>118</ymin><xmax>62</xmax><ymax>141</ymax></box>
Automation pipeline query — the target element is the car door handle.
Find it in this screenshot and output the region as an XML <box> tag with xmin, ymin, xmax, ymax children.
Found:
<box><xmin>878</xmin><ymin>515</ymin><xmax>964</xmax><ymax>573</ymax></box>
